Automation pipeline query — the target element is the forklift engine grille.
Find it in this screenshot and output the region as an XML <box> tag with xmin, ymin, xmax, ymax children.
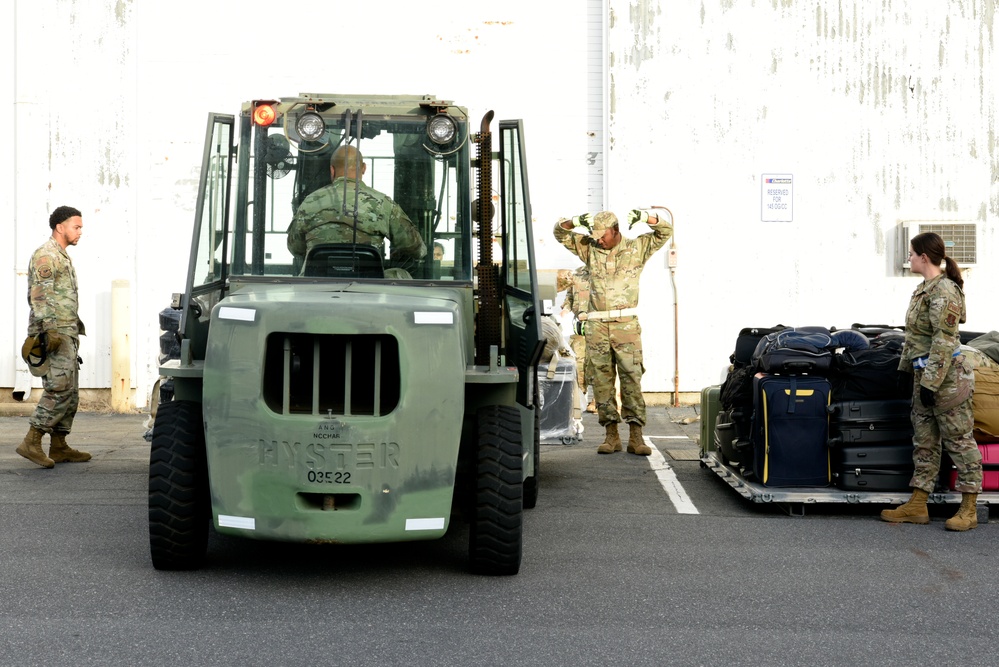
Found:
<box><xmin>262</xmin><ymin>333</ymin><xmax>401</xmax><ymax>417</ymax></box>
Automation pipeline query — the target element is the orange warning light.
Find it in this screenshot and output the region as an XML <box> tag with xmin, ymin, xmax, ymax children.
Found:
<box><xmin>253</xmin><ymin>104</ymin><xmax>276</xmax><ymax>127</ymax></box>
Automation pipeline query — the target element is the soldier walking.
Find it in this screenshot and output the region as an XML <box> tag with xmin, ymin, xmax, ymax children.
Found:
<box><xmin>16</xmin><ymin>206</ymin><xmax>91</xmax><ymax>468</ymax></box>
<box><xmin>554</xmin><ymin>209</ymin><xmax>672</xmax><ymax>455</ymax></box>
<box><xmin>881</xmin><ymin>231</ymin><xmax>981</xmax><ymax>530</ymax></box>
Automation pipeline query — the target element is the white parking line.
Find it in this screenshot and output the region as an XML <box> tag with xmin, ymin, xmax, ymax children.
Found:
<box><xmin>646</xmin><ymin>437</ymin><xmax>699</xmax><ymax>514</ymax></box>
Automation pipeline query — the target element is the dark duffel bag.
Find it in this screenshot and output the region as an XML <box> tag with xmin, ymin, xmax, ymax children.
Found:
<box><xmin>830</xmin><ymin>345</ymin><xmax>911</xmax><ymax>401</ymax></box>
<box><xmin>720</xmin><ymin>364</ymin><xmax>755</xmax><ymax>411</ymax></box>
<box><xmin>848</xmin><ymin>323</ymin><xmax>905</xmax><ymax>339</ymax></box>
<box><xmin>730</xmin><ymin>325</ymin><xmax>789</xmax><ymax>367</ymax></box>
<box><xmin>752</xmin><ymin>328</ymin><xmax>834</xmax><ymax>375</ymax></box>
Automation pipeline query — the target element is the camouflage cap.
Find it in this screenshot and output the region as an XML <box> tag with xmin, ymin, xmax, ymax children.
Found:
<box><xmin>21</xmin><ymin>335</ymin><xmax>49</xmax><ymax>377</ymax></box>
<box><xmin>590</xmin><ymin>211</ymin><xmax>618</xmax><ymax>238</ymax></box>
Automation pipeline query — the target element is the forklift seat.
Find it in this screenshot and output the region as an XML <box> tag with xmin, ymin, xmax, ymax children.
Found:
<box><xmin>303</xmin><ymin>243</ymin><xmax>384</xmax><ymax>279</ymax></box>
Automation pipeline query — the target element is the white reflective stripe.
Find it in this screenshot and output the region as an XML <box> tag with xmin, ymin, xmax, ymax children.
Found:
<box><xmin>218</xmin><ymin>307</ymin><xmax>256</xmax><ymax>322</ymax></box>
<box><xmin>218</xmin><ymin>515</ymin><xmax>256</xmax><ymax>530</ymax></box>
<box><xmin>414</xmin><ymin>311</ymin><xmax>453</xmax><ymax>325</ymax></box>
<box><xmin>405</xmin><ymin>517</ymin><xmax>446</xmax><ymax>531</ymax></box>
<box><xmin>581</xmin><ymin>307</ymin><xmax>638</xmax><ymax>322</ymax></box>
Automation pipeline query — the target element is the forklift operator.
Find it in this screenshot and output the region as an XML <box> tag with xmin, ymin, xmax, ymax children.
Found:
<box><xmin>286</xmin><ymin>145</ymin><xmax>427</xmax><ymax>267</ymax></box>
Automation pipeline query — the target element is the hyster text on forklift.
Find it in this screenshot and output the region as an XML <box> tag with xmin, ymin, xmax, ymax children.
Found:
<box><xmin>149</xmin><ymin>94</ymin><xmax>544</xmax><ymax>575</ymax></box>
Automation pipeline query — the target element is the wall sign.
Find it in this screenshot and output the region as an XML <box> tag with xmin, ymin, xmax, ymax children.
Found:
<box><xmin>762</xmin><ymin>173</ymin><xmax>793</xmax><ymax>222</ymax></box>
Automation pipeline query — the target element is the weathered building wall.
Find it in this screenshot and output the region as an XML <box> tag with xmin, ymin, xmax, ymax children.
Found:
<box><xmin>3</xmin><ymin>0</ymin><xmax>997</xmax><ymax>406</ymax></box>
<box><xmin>593</xmin><ymin>0</ymin><xmax>998</xmax><ymax>391</ymax></box>
<box><xmin>3</xmin><ymin>0</ymin><xmax>591</xmax><ymax>408</ymax></box>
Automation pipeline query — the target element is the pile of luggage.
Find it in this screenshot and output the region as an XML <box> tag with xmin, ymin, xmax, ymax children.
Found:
<box><xmin>714</xmin><ymin>324</ymin><xmax>999</xmax><ymax>491</ymax></box>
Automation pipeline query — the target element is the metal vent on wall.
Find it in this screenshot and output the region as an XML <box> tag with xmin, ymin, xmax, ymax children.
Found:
<box><xmin>901</xmin><ymin>221</ymin><xmax>977</xmax><ymax>268</ymax></box>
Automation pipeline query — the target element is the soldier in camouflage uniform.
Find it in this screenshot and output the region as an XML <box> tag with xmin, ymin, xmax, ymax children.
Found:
<box><xmin>559</xmin><ymin>267</ymin><xmax>596</xmax><ymax>413</ymax></box>
<box><xmin>287</xmin><ymin>145</ymin><xmax>426</xmax><ymax>271</ymax></box>
<box><xmin>554</xmin><ymin>210</ymin><xmax>672</xmax><ymax>455</ymax></box>
<box><xmin>16</xmin><ymin>206</ymin><xmax>91</xmax><ymax>468</ymax></box>
<box><xmin>882</xmin><ymin>232</ymin><xmax>981</xmax><ymax>530</ymax></box>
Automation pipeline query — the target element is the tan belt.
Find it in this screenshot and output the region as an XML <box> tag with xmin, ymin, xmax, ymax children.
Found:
<box><xmin>579</xmin><ymin>307</ymin><xmax>638</xmax><ymax>322</ymax></box>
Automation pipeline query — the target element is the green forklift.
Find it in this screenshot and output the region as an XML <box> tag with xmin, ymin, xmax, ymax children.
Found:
<box><xmin>149</xmin><ymin>94</ymin><xmax>543</xmax><ymax>575</ymax></box>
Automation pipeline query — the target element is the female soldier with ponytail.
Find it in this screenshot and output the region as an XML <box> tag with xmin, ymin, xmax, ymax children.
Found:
<box><xmin>881</xmin><ymin>232</ymin><xmax>981</xmax><ymax>530</ymax></box>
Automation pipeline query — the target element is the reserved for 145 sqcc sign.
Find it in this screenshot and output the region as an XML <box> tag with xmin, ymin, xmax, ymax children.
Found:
<box><xmin>761</xmin><ymin>174</ymin><xmax>793</xmax><ymax>222</ymax></box>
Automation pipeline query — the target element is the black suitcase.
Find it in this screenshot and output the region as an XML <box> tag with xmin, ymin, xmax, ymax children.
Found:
<box><xmin>828</xmin><ymin>399</ymin><xmax>912</xmax><ymax>421</ymax></box>
<box><xmin>751</xmin><ymin>375</ymin><xmax>831</xmax><ymax>486</ymax></box>
<box><xmin>831</xmin><ymin>440</ymin><xmax>913</xmax><ymax>491</ymax></box>
<box><xmin>831</xmin><ymin>442</ymin><xmax>914</xmax><ymax>468</ymax></box>
<box><xmin>833</xmin><ymin>467</ymin><xmax>912</xmax><ymax>491</ymax></box>
<box><xmin>828</xmin><ymin>399</ymin><xmax>913</xmax><ymax>445</ymax></box>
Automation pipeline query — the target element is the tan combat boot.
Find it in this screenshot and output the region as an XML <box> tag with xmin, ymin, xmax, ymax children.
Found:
<box><xmin>880</xmin><ymin>488</ymin><xmax>930</xmax><ymax>524</ymax></box>
<box><xmin>945</xmin><ymin>493</ymin><xmax>978</xmax><ymax>532</ymax></box>
<box><xmin>49</xmin><ymin>432</ymin><xmax>92</xmax><ymax>463</ymax></box>
<box><xmin>597</xmin><ymin>423</ymin><xmax>622</xmax><ymax>454</ymax></box>
<box><xmin>627</xmin><ymin>423</ymin><xmax>651</xmax><ymax>456</ymax></box>
<box><xmin>585</xmin><ymin>402</ymin><xmax>597</xmax><ymax>414</ymax></box>
<box><xmin>15</xmin><ymin>426</ymin><xmax>55</xmax><ymax>469</ymax></box>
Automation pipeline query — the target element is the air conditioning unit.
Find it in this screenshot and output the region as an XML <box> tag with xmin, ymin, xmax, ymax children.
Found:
<box><xmin>900</xmin><ymin>221</ymin><xmax>977</xmax><ymax>269</ymax></box>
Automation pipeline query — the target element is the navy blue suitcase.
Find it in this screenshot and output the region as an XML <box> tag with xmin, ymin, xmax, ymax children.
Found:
<box><xmin>751</xmin><ymin>375</ymin><xmax>831</xmax><ymax>487</ymax></box>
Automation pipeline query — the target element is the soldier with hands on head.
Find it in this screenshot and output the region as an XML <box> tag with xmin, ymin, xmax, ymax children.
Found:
<box><xmin>17</xmin><ymin>205</ymin><xmax>90</xmax><ymax>468</ymax></box>
<box><xmin>881</xmin><ymin>231</ymin><xmax>981</xmax><ymax>530</ymax></box>
<box><xmin>287</xmin><ymin>145</ymin><xmax>426</xmax><ymax>270</ymax></box>
<box><xmin>554</xmin><ymin>208</ymin><xmax>673</xmax><ymax>456</ymax></box>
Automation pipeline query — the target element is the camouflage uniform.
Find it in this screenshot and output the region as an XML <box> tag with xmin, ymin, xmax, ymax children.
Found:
<box><xmin>287</xmin><ymin>177</ymin><xmax>426</xmax><ymax>265</ymax></box>
<box><xmin>563</xmin><ymin>267</ymin><xmax>591</xmax><ymax>394</ymax></box>
<box><xmin>28</xmin><ymin>237</ymin><xmax>85</xmax><ymax>435</ymax></box>
<box><xmin>554</xmin><ymin>215</ymin><xmax>672</xmax><ymax>427</ymax></box>
<box><xmin>899</xmin><ymin>274</ymin><xmax>981</xmax><ymax>492</ymax></box>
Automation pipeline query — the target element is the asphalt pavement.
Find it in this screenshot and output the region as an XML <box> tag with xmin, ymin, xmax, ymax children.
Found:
<box><xmin>4</xmin><ymin>406</ymin><xmax>999</xmax><ymax>666</ymax></box>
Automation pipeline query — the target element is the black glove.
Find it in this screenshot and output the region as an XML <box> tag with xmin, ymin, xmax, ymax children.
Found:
<box><xmin>919</xmin><ymin>386</ymin><xmax>936</xmax><ymax>408</ymax></box>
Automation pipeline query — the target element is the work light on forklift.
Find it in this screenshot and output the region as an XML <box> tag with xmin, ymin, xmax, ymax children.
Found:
<box><xmin>296</xmin><ymin>111</ymin><xmax>326</xmax><ymax>141</ymax></box>
<box><xmin>426</xmin><ymin>113</ymin><xmax>457</xmax><ymax>145</ymax></box>
<box><xmin>253</xmin><ymin>104</ymin><xmax>277</xmax><ymax>127</ymax></box>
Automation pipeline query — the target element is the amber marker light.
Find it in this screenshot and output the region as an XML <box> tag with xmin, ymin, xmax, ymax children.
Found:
<box><xmin>253</xmin><ymin>104</ymin><xmax>277</xmax><ymax>127</ymax></box>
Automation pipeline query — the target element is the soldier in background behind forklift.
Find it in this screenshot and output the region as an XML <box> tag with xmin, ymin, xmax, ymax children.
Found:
<box><xmin>16</xmin><ymin>205</ymin><xmax>91</xmax><ymax>468</ymax></box>
<box><xmin>554</xmin><ymin>209</ymin><xmax>672</xmax><ymax>456</ymax></box>
<box><xmin>881</xmin><ymin>231</ymin><xmax>981</xmax><ymax>530</ymax></box>
<box><xmin>558</xmin><ymin>266</ymin><xmax>596</xmax><ymax>413</ymax></box>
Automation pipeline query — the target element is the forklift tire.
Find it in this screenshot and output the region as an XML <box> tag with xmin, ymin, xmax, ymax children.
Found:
<box><xmin>469</xmin><ymin>405</ymin><xmax>523</xmax><ymax>576</ymax></box>
<box><xmin>148</xmin><ymin>400</ymin><xmax>210</xmax><ymax>570</ymax></box>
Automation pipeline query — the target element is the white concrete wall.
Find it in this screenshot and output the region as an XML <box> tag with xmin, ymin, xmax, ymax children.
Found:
<box><xmin>3</xmin><ymin>0</ymin><xmax>591</xmax><ymax>408</ymax></box>
<box><xmin>594</xmin><ymin>0</ymin><xmax>999</xmax><ymax>392</ymax></box>
<box><xmin>3</xmin><ymin>0</ymin><xmax>997</xmax><ymax>405</ymax></box>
